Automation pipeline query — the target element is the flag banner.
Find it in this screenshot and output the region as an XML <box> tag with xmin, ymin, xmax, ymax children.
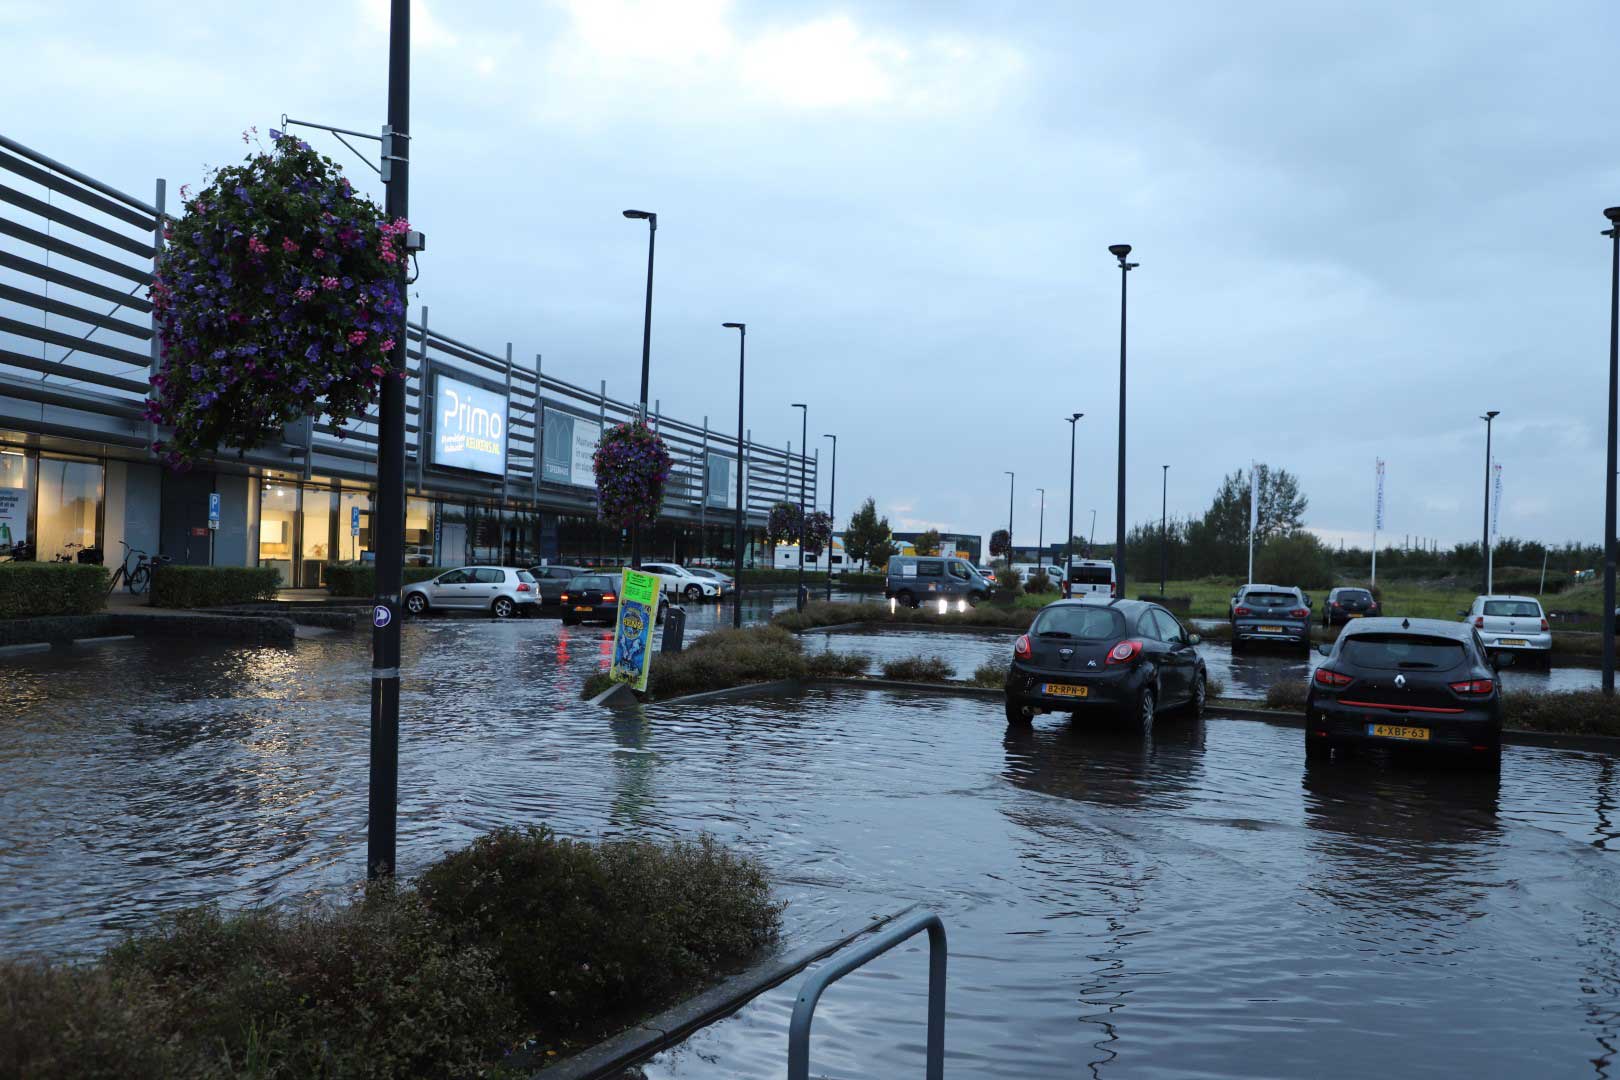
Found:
<box><xmin>1491</xmin><ymin>464</ymin><xmax>1503</xmax><ymax>538</ymax></box>
<box><xmin>1249</xmin><ymin>465</ymin><xmax>1259</xmax><ymax>536</ymax></box>
<box><xmin>1374</xmin><ymin>459</ymin><xmax>1386</xmax><ymax>532</ymax></box>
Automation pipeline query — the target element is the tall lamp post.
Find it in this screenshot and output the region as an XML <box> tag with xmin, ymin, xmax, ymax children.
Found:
<box><xmin>1602</xmin><ymin>207</ymin><xmax>1620</xmax><ymax>695</ymax></box>
<box><xmin>1480</xmin><ymin>410</ymin><xmax>1499</xmax><ymax>594</ymax></box>
<box><xmin>623</xmin><ymin>208</ymin><xmax>656</xmax><ymax>568</ymax></box>
<box><xmin>823</xmin><ymin>432</ymin><xmax>837</xmax><ymax>601</ymax></box>
<box><xmin>792</xmin><ymin>403</ymin><xmax>808</xmax><ymax>610</ymax></box>
<box><xmin>1065</xmin><ymin>413</ymin><xmax>1083</xmax><ymax>595</ymax></box>
<box><xmin>1109</xmin><ymin>243</ymin><xmax>1138</xmax><ymax>596</ymax></box>
<box><xmin>723</xmin><ymin>322</ymin><xmax>746</xmax><ymax>628</ymax></box>
<box><xmin>1004</xmin><ymin>470</ymin><xmax>1015</xmax><ymax>562</ymax></box>
<box><xmin>367</xmin><ymin>0</ymin><xmax>411</xmax><ymax>881</ymax></box>
<box><xmin>1160</xmin><ymin>464</ymin><xmax>1169</xmax><ymax>598</ymax></box>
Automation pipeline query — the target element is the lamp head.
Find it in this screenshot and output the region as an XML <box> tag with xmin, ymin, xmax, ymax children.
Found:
<box><xmin>1482</xmin><ymin>410</ymin><xmax>1500</xmax><ymax>421</ymax></box>
<box><xmin>622</xmin><ymin>209</ymin><xmax>651</xmax><ymax>219</ymax></box>
<box><xmin>792</xmin><ymin>402</ymin><xmax>807</xmax><ymax>410</ymax></box>
<box><xmin>1606</xmin><ymin>207</ymin><xmax>1620</xmax><ymax>223</ymax></box>
<box><xmin>722</xmin><ymin>322</ymin><xmax>744</xmax><ymax>329</ymax></box>
<box><xmin>1069</xmin><ymin>411</ymin><xmax>1083</xmax><ymax>422</ymax></box>
<box><xmin>1108</xmin><ymin>244</ymin><xmax>1133</xmax><ymax>259</ymax></box>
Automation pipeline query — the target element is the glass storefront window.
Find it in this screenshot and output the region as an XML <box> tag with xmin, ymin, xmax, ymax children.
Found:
<box><xmin>405</xmin><ymin>496</ymin><xmax>434</xmax><ymax>566</ymax></box>
<box><xmin>337</xmin><ymin>490</ymin><xmax>371</xmax><ymax>563</ymax></box>
<box><xmin>0</xmin><ymin>452</ymin><xmax>33</xmax><ymax>559</ymax></box>
<box><xmin>439</xmin><ymin>503</ymin><xmax>468</xmax><ymax>568</ymax></box>
<box><xmin>36</xmin><ymin>457</ymin><xmax>101</xmax><ymax>563</ymax></box>
<box><xmin>301</xmin><ymin>489</ymin><xmax>333</xmax><ymax>587</ymax></box>
<box><xmin>259</xmin><ymin>483</ymin><xmax>297</xmax><ymax>586</ymax></box>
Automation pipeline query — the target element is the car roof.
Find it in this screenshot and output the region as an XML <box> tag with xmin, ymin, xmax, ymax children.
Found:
<box><xmin>1476</xmin><ymin>594</ymin><xmax>1541</xmax><ymax>603</ymax></box>
<box><xmin>1038</xmin><ymin>598</ymin><xmax>1151</xmax><ymax>613</ymax></box>
<box><xmin>1339</xmin><ymin>617</ymin><xmax>1476</xmax><ymax>641</ymax></box>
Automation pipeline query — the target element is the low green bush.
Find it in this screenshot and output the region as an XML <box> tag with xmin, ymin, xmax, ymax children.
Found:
<box><xmin>324</xmin><ymin>562</ymin><xmax>447</xmax><ymax>597</ymax></box>
<box><xmin>806</xmin><ymin>650</ymin><xmax>870</xmax><ymax>677</ymax></box>
<box><xmin>1508</xmin><ymin>690</ymin><xmax>1620</xmax><ymax>736</ymax></box>
<box><xmin>971</xmin><ymin>660</ymin><xmax>1009</xmax><ymax>688</ymax></box>
<box><xmin>995</xmin><ymin>565</ymin><xmax>1022</xmax><ymax>594</ymax></box>
<box><xmin>582</xmin><ymin>671</ymin><xmax>616</xmax><ymax>699</ymax></box>
<box><xmin>881</xmin><ymin>655</ymin><xmax>953</xmax><ymax>681</ymax></box>
<box><xmin>1266</xmin><ymin>678</ymin><xmax>1309</xmax><ymax>710</ymax></box>
<box><xmin>1025</xmin><ymin>568</ymin><xmax>1054</xmax><ymax>594</ymax></box>
<box><xmin>582</xmin><ymin>623</ymin><xmax>868</xmax><ymax>700</ymax></box>
<box><xmin>771</xmin><ymin>600</ymin><xmax>1032</xmax><ymax>633</ymax></box>
<box><xmin>0</xmin><ymin>562</ymin><xmax>107</xmax><ymax>618</ymax></box>
<box><xmin>419</xmin><ymin>827</ymin><xmax>781</xmax><ymax>1034</ymax></box>
<box><xmin>147</xmin><ymin>565</ymin><xmax>280</xmax><ymax>608</ymax></box>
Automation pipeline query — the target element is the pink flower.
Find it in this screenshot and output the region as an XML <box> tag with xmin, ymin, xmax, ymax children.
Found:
<box><xmin>295</xmin><ymin>288</ymin><xmax>314</xmax><ymax>302</ymax></box>
<box><xmin>246</xmin><ymin>236</ymin><xmax>269</xmax><ymax>255</ymax></box>
<box><xmin>321</xmin><ymin>277</ymin><xmax>339</xmax><ymax>290</ymax></box>
<box><xmin>348</xmin><ymin>330</ymin><xmax>367</xmax><ymax>346</ymax></box>
<box><xmin>312</xmin><ymin>248</ymin><xmax>326</xmax><ymax>259</ymax></box>
<box><xmin>370</xmin><ymin>364</ymin><xmax>385</xmax><ymax>376</ymax></box>
<box><xmin>379</xmin><ymin>338</ymin><xmax>395</xmax><ymax>352</ymax></box>
<box><xmin>281</xmin><ymin>237</ymin><xmax>299</xmax><ymax>253</ymax></box>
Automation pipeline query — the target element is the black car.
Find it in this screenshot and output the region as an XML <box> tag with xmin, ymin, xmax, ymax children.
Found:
<box><xmin>529</xmin><ymin>564</ymin><xmax>592</xmax><ymax>611</ymax></box>
<box><xmin>1004</xmin><ymin>599</ymin><xmax>1207</xmax><ymax>731</ymax></box>
<box><xmin>1231</xmin><ymin>585</ymin><xmax>1312</xmax><ymax>650</ymax></box>
<box><xmin>1305</xmin><ymin>617</ymin><xmax>1506</xmax><ymax>766</ymax></box>
<box><xmin>1323</xmin><ymin>586</ymin><xmax>1381</xmax><ymax>627</ymax></box>
<box><xmin>558</xmin><ymin>574</ymin><xmax>619</xmax><ymax>626</ymax></box>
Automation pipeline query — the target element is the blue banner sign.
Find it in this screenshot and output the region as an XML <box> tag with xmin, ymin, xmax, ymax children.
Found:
<box><xmin>433</xmin><ymin>373</ymin><xmax>508</xmax><ymax>476</ymax></box>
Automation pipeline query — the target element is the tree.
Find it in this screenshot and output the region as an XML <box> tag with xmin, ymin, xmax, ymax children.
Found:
<box><xmin>766</xmin><ymin>501</ymin><xmax>801</xmax><ymax>547</ymax></box>
<box><xmin>1192</xmin><ymin>464</ymin><xmax>1310</xmax><ymax>577</ymax></box>
<box><xmin>914</xmin><ymin>529</ymin><xmax>942</xmax><ymax>556</ymax></box>
<box><xmin>803</xmin><ymin>510</ymin><xmax>833</xmax><ymax>558</ymax></box>
<box><xmin>843</xmin><ymin>497</ymin><xmax>893</xmax><ymax>571</ymax></box>
<box><xmin>1255</xmin><ymin>531</ymin><xmax>1334</xmax><ymax>590</ymax></box>
<box><xmin>989</xmin><ymin>529</ymin><xmax>1010</xmax><ymax>558</ymax></box>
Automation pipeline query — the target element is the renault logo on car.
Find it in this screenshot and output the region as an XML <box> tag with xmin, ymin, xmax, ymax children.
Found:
<box><xmin>1394</xmin><ymin>674</ymin><xmax>1407</xmax><ymax>688</ymax></box>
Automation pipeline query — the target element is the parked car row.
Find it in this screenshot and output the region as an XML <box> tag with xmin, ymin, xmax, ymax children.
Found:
<box><xmin>1004</xmin><ymin>596</ymin><xmax>1507</xmax><ymax>768</ymax></box>
<box><xmin>401</xmin><ymin>560</ymin><xmax>735</xmax><ymax>620</ymax></box>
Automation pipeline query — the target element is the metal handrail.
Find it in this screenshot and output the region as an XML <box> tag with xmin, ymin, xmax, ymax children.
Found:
<box><xmin>787</xmin><ymin>910</ymin><xmax>946</xmax><ymax>1080</ymax></box>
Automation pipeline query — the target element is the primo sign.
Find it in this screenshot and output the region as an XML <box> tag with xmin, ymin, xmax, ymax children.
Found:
<box><xmin>433</xmin><ymin>372</ymin><xmax>508</xmax><ymax>476</ymax></box>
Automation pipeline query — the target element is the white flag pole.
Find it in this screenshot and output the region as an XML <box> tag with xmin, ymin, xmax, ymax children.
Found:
<box><xmin>1247</xmin><ymin>462</ymin><xmax>1259</xmax><ymax>583</ymax></box>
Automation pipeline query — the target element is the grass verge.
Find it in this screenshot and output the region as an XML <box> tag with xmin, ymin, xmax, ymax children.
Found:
<box><xmin>582</xmin><ymin>624</ymin><xmax>868</xmax><ymax>702</ymax></box>
<box><xmin>1257</xmin><ymin>680</ymin><xmax>1620</xmax><ymax>738</ymax></box>
<box><xmin>0</xmin><ymin>828</ymin><xmax>781</xmax><ymax>1080</ymax></box>
<box><xmin>881</xmin><ymin>655</ymin><xmax>952</xmax><ymax>681</ymax></box>
<box><xmin>772</xmin><ymin>600</ymin><xmax>1032</xmax><ymax>633</ymax></box>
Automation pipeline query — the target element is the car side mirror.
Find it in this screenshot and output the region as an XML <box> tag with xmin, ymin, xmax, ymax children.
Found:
<box><xmin>1187</xmin><ymin>634</ymin><xmax>1201</xmax><ymax>647</ymax></box>
<box><xmin>1316</xmin><ymin>643</ymin><xmax>1332</xmax><ymax>657</ymax></box>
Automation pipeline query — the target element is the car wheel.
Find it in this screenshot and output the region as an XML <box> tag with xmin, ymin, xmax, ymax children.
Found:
<box><xmin>1183</xmin><ymin>672</ymin><xmax>1206</xmax><ymax>718</ymax></box>
<box><xmin>684</xmin><ymin>584</ymin><xmax>703</xmax><ymax>602</ymax></box>
<box><xmin>492</xmin><ymin>597</ymin><xmax>516</xmax><ymax>619</ymax></box>
<box><xmin>1004</xmin><ymin>695</ymin><xmax>1034</xmax><ymax>728</ymax></box>
<box><xmin>1305</xmin><ymin>729</ymin><xmax>1332</xmax><ymax>762</ymax></box>
<box><xmin>561</xmin><ymin>614</ymin><xmax>579</xmax><ymax>626</ymax></box>
<box><xmin>404</xmin><ymin>592</ymin><xmax>428</xmax><ymax>616</ymax></box>
<box><xmin>896</xmin><ymin>590</ymin><xmax>916</xmax><ymax>608</ymax></box>
<box><xmin>1128</xmin><ymin>685</ymin><xmax>1156</xmax><ymax>733</ymax></box>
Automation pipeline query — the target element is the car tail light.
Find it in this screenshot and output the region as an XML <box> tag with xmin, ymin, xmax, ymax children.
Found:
<box><xmin>1540</xmin><ymin>617</ymin><xmax>1549</xmax><ymax>632</ymax></box>
<box><xmin>1331</xmin><ymin>601</ymin><xmax>1342</xmax><ymax>609</ymax></box>
<box><xmin>1234</xmin><ymin>606</ymin><xmax>1251</xmax><ymax>617</ymax></box>
<box><xmin>602</xmin><ymin>593</ymin><xmax>616</xmax><ymax>602</ymax></box>
<box><xmin>1449</xmin><ymin>678</ymin><xmax>1494</xmax><ymax>696</ymax></box>
<box><xmin>1290</xmin><ymin>608</ymin><xmax>1308</xmax><ymax>618</ymax></box>
<box><xmin>1313</xmin><ymin>667</ymin><xmax>1352</xmax><ymax>687</ymax></box>
<box><xmin>1106</xmin><ymin>640</ymin><xmax>1143</xmax><ymax>665</ymax></box>
<box><xmin>1474</xmin><ymin>616</ymin><xmax>1485</xmax><ymax>629</ymax></box>
<box><xmin>1014</xmin><ymin>634</ymin><xmax>1031</xmax><ymax>660</ymax></box>
<box><xmin>559</xmin><ymin>592</ymin><xmax>569</xmax><ymax>602</ymax></box>
<box><xmin>517</xmin><ymin>582</ymin><xmax>532</xmax><ymax>592</ymax></box>
<box><xmin>1110</xmin><ymin>583</ymin><xmax>1118</xmax><ymax>598</ymax></box>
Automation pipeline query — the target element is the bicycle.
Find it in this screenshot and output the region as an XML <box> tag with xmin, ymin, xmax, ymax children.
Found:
<box><xmin>107</xmin><ymin>541</ymin><xmax>168</xmax><ymax>595</ymax></box>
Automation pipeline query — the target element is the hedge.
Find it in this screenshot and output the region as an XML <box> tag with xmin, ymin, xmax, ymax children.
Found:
<box><xmin>148</xmin><ymin>566</ymin><xmax>280</xmax><ymax>608</ymax></box>
<box><xmin>0</xmin><ymin>562</ymin><xmax>108</xmax><ymax>618</ymax></box>
<box><xmin>324</xmin><ymin>562</ymin><xmax>447</xmax><ymax>597</ymax></box>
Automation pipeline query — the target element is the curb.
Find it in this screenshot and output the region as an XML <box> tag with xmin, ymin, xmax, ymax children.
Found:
<box><xmin>1206</xmin><ymin>698</ymin><xmax>1620</xmax><ymax>753</ymax></box>
<box><xmin>534</xmin><ymin>904</ymin><xmax>921</xmax><ymax>1080</ymax></box>
<box><xmin>787</xmin><ymin>619</ymin><xmax>1025</xmax><ymax>636</ymax></box>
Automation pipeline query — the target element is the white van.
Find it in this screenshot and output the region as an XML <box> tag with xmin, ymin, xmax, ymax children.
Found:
<box><xmin>1064</xmin><ymin>559</ymin><xmax>1118</xmax><ymax>600</ymax></box>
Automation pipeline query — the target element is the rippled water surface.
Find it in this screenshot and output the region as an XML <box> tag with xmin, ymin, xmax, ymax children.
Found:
<box><xmin>3</xmin><ymin>602</ymin><xmax>1619</xmax><ymax>1078</ymax></box>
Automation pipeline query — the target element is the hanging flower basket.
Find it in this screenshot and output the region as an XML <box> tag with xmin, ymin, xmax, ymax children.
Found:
<box><xmin>593</xmin><ymin>420</ymin><xmax>674</xmax><ymax>528</ymax></box>
<box><xmin>145</xmin><ymin>128</ymin><xmax>409</xmax><ymax>470</ymax></box>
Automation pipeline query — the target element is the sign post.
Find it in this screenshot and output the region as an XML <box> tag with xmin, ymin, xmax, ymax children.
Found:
<box><xmin>609</xmin><ymin>569</ymin><xmax>662</xmax><ymax>693</ymax></box>
<box><xmin>207</xmin><ymin>492</ymin><xmax>220</xmax><ymax>566</ymax></box>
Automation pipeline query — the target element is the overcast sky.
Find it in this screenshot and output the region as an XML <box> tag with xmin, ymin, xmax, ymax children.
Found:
<box><xmin>6</xmin><ymin>0</ymin><xmax>1619</xmax><ymax>551</ymax></box>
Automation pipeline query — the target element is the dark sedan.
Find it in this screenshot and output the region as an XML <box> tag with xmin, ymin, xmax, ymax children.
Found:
<box><xmin>1305</xmin><ymin>616</ymin><xmax>1505</xmax><ymax>767</ymax></box>
<box><xmin>1231</xmin><ymin>586</ymin><xmax>1311</xmax><ymax>650</ymax></box>
<box><xmin>1323</xmin><ymin>586</ymin><xmax>1381</xmax><ymax>627</ymax></box>
<box><xmin>558</xmin><ymin>574</ymin><xmax>619</xmax><ymax>626</ymax></box>
<box><xmin>1004</xmin><ymin>599</ymin><xmax>1206</xmax><ymax>731</ymax></box>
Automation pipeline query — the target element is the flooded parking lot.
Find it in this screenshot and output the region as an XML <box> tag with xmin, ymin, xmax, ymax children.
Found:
<box><xmin>2</xmin><ymin>611</ymin><xmax>1618</xmax><ymax>1077</ymax></box>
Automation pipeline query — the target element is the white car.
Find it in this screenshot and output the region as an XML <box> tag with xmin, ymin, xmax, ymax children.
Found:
<box><xmin>687</xmin><ymin>567</ymin><xmax>734</xmax><ymax>595</ymax></box>
<box><xmin>402</xmin><ymin>566</ymin><xmax>540</xmax><ymax>618</ymax></box>
<box><xmin>1463</xmin><ymin>594</ymin><xmax>1551</xmax><ymax>663</ymax></box>
<box><xmin>642</xmin><ymin>562</ymin><xmax>722</xmax><ymax>603</ymax></box>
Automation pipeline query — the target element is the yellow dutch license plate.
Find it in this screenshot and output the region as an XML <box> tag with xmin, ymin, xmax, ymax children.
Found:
<box><xmin>1369</xmin><ymin>723</ymin><xmax>1430</xmax><ymax>741</ymax></box>
<box><xmin>1259</xmin><ymin>624</ymin><xmax>1285</xmax><ymax>633</ymax></box>
<box><xmin>1348</xmin><ymin>613</ymin><xmax>1364</xmax><ymax>619</ymax></box>
<box><xmin>1043</xmin><ymin>683</ymin><xmax>1088</xmax><ymax>698</ymax></box>
<box><xmin>574</xmin><ymin>605</ymin><xmax>593</xmax><ymax>612</ymax></box>
<box><xmin>1499</xmin><ymin>638</ymin><xmax>1527</xmax><ymax>646</ymax></box>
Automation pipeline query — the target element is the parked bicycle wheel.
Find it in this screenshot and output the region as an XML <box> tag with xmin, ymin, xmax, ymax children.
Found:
<box><xmin>128</xmin><ymin>564</ymin><xmax>151</xmax><ymax>595</ymax></box>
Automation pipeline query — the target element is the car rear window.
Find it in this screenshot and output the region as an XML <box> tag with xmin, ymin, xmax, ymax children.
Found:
<box><xmin>1338</xmin><ymin>589</ymin><xmax>1372</xmax><ymax>602</ymax></box>
<box><xmin>569</xmin><ymin>576</ymin><xmax>612</xmax><ymax>590</ymax></box>
<box><xmin>1342</xmin><ymin>634</ymin><xmax>1467</xmax><ymax>670</ymax></box>
<box><xmin>1483</xmin><ymin>600</ymin><xmax>1542</xmax><ymax>618</ymax></box>
<box><xmin>517</xmin><ymin>570</ymin><xmax>537</xmax><ymax>583</ymax></box>
<box><xmin>1069</xmin><ymin>566</ymin><xmax>1112</xmax><ymax>585</ymax></box>
<box><xmin>1031</xmin><ymin>605</ymin><xmax>1125</xmax><ymax>640</ymax></box>
<box><xmin>1245</xmin><ymin>592</ymin><xmax>1297</xmax><ymax>607</ymax></box>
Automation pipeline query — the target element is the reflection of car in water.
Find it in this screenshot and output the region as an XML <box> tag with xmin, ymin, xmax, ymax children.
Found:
<box><xmin>1002</xmin><ymin>717</ymin><xmax>1206</xmax><ymax>812</ymax></box>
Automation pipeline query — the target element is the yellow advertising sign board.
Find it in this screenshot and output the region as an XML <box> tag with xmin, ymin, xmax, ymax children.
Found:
<box><xmin>610</xmin><ymin>569</ymin><xmax>661</xmax><ymax>692</ymax></box>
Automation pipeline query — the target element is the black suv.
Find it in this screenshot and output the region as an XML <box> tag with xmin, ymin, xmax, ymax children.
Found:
<box><xmin>1306</xmin><ymin>617</ymin><xmax>1505</xmax><ymax>767</ymax></box>
<box><xmin>1323</xmin><ymin>586</ymin><xmax>1381</xmax><ymax>627</ymax></box>
<box><xmin>1004</xmin><ymin>599</ymin><xmax>1206</xmax><ymax>731</ymax></box>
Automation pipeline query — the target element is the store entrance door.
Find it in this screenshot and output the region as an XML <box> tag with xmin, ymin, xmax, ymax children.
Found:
<box><xmin>159</xmin><ymin>470</ymin><xmax>214</xmax><ymax>565</ymax></box>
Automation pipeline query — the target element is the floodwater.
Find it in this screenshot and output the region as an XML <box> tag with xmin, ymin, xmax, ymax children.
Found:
<box><xmin>3</xmin><ymin>606</ymin><xmax>1619</xmax><ymax>1077</ymax></box>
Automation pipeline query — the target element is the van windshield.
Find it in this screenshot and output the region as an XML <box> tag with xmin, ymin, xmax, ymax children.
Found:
<box><xmin>1032</xmin><ymin>605</ymin><xmax>1124</xmax><ymax>640</ymax></box>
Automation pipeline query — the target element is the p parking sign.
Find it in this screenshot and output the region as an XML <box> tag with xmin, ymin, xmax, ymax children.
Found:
<box><xmin>207</xmin><ymin>492</ymin><xmax>220</xmax><ymax>531</ymax></box>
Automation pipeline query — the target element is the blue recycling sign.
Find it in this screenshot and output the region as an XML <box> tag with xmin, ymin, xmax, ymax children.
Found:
<box><xmin>207</xmin><ymin>492</ymin><xmax>220</xmax><ymax>531</ymax></box>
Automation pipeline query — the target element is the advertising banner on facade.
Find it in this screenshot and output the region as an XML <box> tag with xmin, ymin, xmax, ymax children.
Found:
<box><xmin>433</xmin><ymin>373</ymin><xmax>508</xmax><ymax>475</ymax></box>
<box><xmin>0</xmin><ymin>487</ymin><xmax>25</xmax><ymax>549</ymax></box>
<box><xmin>705</xmin><ymin>451</ymin><xmax>738</xmax><ymax>509</ymax></box>
<box><xmin>542</xmin><ymin>407</ymin><xmax>602</xmax><ymax>487</ymax></box>
<box><xmin>610</xmin><ymin>568</ymin><xmax>662</xmax><ymax>692</ymax></box>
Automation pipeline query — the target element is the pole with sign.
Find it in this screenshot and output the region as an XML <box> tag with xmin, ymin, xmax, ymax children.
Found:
<box><xmin>610</xmin><ymin>568</ymin><xmax>662</xmax><ymax>692</ymax></box>
<box><xmin>207</xmin><ymin>492</ymin><xmax>220</xmax><ymax>566</ymax></box>
<box><xmin>1372</xmin><ymin>459</ymin><xmax>1385</xmax><ymax>586</ymax></box>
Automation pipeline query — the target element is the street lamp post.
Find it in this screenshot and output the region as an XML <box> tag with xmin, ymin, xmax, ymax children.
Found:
<box><xmin>824</xmin><ymin>433</ymin><xmax>837</xmax><ymax>601</ymax></box>
<box><xmin>368</xmin><ymin>0</ymin><xmax>411</xmax><ymax>880</ymax></box>
<box><xmin>1109</xmin><ymin>243</ymin><xmax>1138</xmax><ymax>596</ymax></box>
<box><xmin>1065</xmin><ymin>413</ymin><xmax>1083</xmax><ymax>596</ymax></box>
<box><xmin>723</xmin><ymin>323</ymin><xmax>746</xmax><ymax>629</ymax></box>
<box><xmin>1480</xmin><ymin>410</ymin><xmax>1499</xmax><ymax>594</ymax></box>
<box><xmin>1602</xmin><ymin>207</ymin><xmax>1620</xmax><ymax>695</ymax></box>
<box><xmin>623</xmin><ymin>208</ymin><xmax>656</xmax><ymax>568</ymax></box>
<box><xmin>1004</xmin><ymin>470</ymin><xmax>1015</xmax><ymax>562</ymax></box>
<box><xmin>1160</xmin><ymin>464</ymin><xmax>1169</xmax><ymax>598</ymax></box>
<box><xmin>792</xmin><ymin>403</ymin><xmax>808</xmax><ymax>611</ymax></box>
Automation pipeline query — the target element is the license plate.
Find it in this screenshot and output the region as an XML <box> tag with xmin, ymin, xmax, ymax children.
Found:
<box><xmin>1042</xmin><ymin>683</ymin><xmax>1088</xmax><ymax>698</ymax></box>
<box><xmin>1259</xmin><ymin>625</ymin><xmax>1285</xmax><ymax>633</ymax></box>
<box><xmin>1499</xmin><ymin>638</ymin><xmax>1527</xmax><ymax>646</ymax></box>
<box><xmin>1369</xmin><ymin>723</ymin><xmax>1430</xmax><ymax>741</ymax></box>
<box><xmin>1347</xmin><ymin>613</ymin><xmax>1364</xmax><ymax>619</ymax></box>
<box><xmin>574</xmin><ymin>605</ymin><xmax>593</xmax><ymax>612</ymax></box>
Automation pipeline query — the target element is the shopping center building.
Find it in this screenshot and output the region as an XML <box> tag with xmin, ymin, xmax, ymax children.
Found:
<box><xmin>0</xmin><ymin>134</ymin><xmax>815</xmax><ymax>585</ymax></box>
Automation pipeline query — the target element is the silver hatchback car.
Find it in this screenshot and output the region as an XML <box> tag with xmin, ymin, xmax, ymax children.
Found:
<box><xmin>402</xmin><ymin>566</ymin><xmax>540</xmax><ymax>618</ymax></box>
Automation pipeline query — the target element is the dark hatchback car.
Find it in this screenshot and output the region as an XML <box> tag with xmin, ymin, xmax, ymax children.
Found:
<box><xmin>1306</xmin><ymin>617</ymin><xmax>1506</xmax><ymax>766</ymax></box>
<box><xmin>530</xmin><ymin>564</ymin><xmax>593</xmax><ymax>613</ymax></box>
<box><xmin>1231</xmin><ymin>586</ymin><xmax>1312</xmax><ymax>650</ymax></box>
<box><xmin>558</xmin><ymin>574</ymin><xmax>619</xmax><ymax>626</ymax></box>
<box><xmin>1004</xmin><ymin>599</ymin><xmax>1207</xmax><ymax>731</ymax></box>
<box><xmin>1323</xmin><ymin>586</ymin><xmax>1381</xmax><ymax>627</ymax></box>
